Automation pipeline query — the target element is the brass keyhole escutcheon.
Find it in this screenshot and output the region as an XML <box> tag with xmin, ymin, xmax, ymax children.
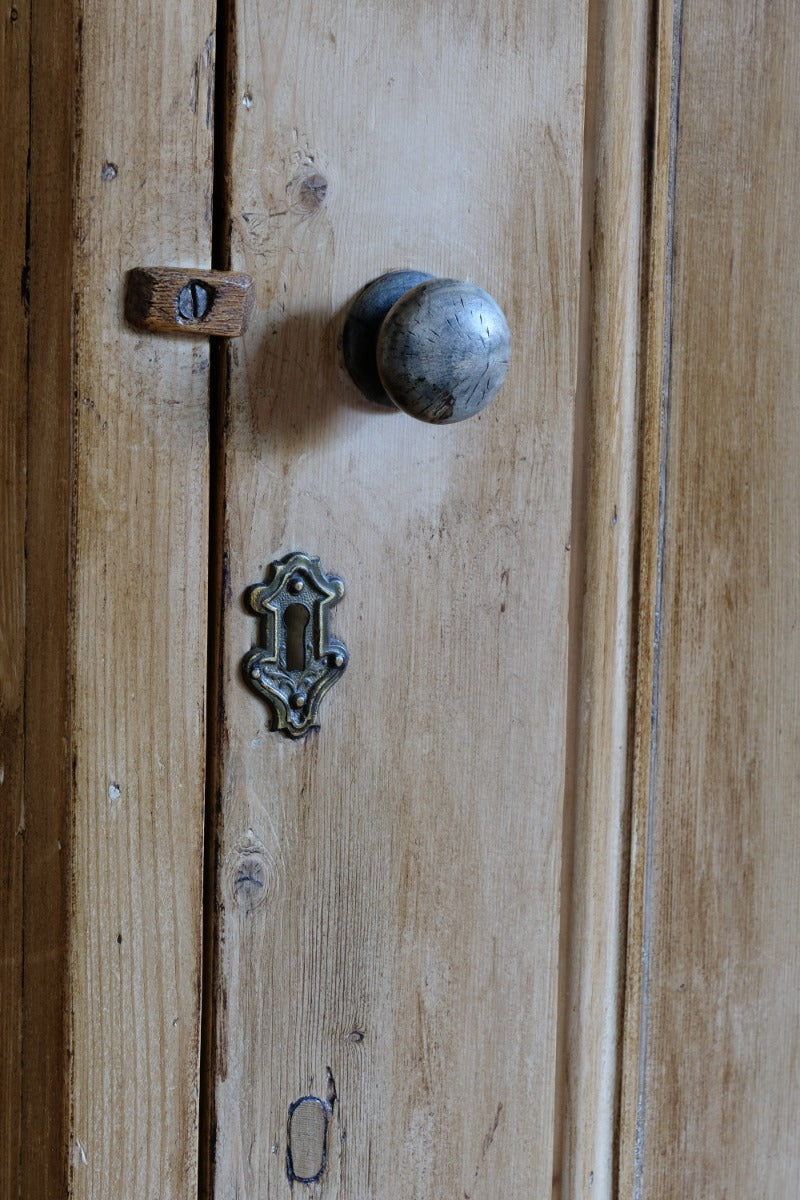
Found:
<box><xmin>243</xmin><ymin>552</ymin><xmax>348</xmax><ymax>738</ymax></box>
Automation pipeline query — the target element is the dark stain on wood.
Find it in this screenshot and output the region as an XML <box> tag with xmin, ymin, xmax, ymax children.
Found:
<box><xmin>287</xmin><ymin>1093</ymin><xmax>334</xmax><ymax>1186</ymax></box>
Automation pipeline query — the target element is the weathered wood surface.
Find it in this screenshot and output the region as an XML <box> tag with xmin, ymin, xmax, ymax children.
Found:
<box><xmin>126</xmin><ymin>266</ymin><xmax>254</xmax><ymax>337</ymax></box>
<box><xmin>553</xmin><ymin>0</ymin><xmax>653</xmax><ymax>1194</ymax></box>
<box><xmin>67</xmin><ymin>3</ymin><xmax>215</xmax><ymax>1193</ymax></box>
<box><xmin>4</xmin><ymin>0</ymin><xmax>216</xmax><ymax>1195</ymax></box>
<box><xmin>9</xmin><ymin>2</ymin><xmax>795</xmax><ymax>1195</ymax></box>
<box><xmin>0</xmin><ymin>2</ymin><xmax>30</xmax><ymax>1193</ymax></box>
<box><xmin>204</xmin><ymin>2</ymin><xmax>588</xmax><ymax>1197</ymax></box>
<box><xmin>621</xmin><ymin>1</ymin><xmax>800</xmax><ymax>1194</ymax></box>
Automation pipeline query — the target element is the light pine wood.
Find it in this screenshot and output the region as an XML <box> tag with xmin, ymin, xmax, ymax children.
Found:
<box><xmin>5</xmin><ymin>0</ymin><xmax>215</xmax><ymax>1195</ymax></box>
<box><xmin>205</xmin><ymin>3</ymin><xmax>588</xmax><ymax>1196</ymax></box>
<box><xmin>10</xmin><ymin>3</ymin><xmax>797</xmax><ymax>1195</ymax></box>
<box><xmin>621</xmin><ymin>1</ymin><xmax>800</xmax><ymax>1194</ymax></box>
<box><xmin>618</xmin><ymin>0</ymin><xmax>678</xmax><ymax>1186</ymax></box>
<box><xmin>554</xmin><ymin>0</ymin><xmax>652</xmax><ymax>1194</ymax></box>
<box><xmin>68</xmin><ymin>3</ymin><xmax>214</xmax><ymax>1194</ymax></box>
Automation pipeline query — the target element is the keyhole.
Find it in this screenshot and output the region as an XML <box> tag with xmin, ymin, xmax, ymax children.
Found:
<box><xmin>284</xmin><ymin>604</ymin><xmax>310</xmax><ymax>671</ymax></box>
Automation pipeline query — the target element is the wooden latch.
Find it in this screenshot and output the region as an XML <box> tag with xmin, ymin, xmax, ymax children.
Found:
<box><xmin>125</xmin><ymin>267</ymin><xmax>254</xmax><ymax>336</ymax></box>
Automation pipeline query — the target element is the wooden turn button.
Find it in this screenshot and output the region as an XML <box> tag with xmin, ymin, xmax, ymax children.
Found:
<box><xmin>125</xmin><ymin>266</ymin><xmax>254</xmax><ymax>336</ymax></box>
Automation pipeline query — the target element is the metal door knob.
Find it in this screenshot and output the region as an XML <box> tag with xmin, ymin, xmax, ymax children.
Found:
<box><xmin>343</xmin><ymin>270</ymin><xmax>511</xmax><ymax>424</ymax></box>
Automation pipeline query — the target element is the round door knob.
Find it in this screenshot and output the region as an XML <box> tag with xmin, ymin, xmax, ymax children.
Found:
<box><xmin>343</xmin><ymin>270</ymin><xmax>511</xmax><ymax>424</ymax></box>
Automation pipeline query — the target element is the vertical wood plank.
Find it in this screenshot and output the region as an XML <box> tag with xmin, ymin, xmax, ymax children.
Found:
<box><xmin>617</xmin><ymin>0</ymin><xmax>677</xmax><ymax>1188</ymax></box>
<box><xmin>68</xmin><ymin>3</ymin><xmax>215</xmax><ymax>1194</ymax></box>
<box><xmin>18</xmin><ymin>0</ymin><xmax>216</xmax><ymax>1195</ymax></box>
<box><xmin>21</xmin><ymin>0</ymin><xmax>77</xmax><ymax>1191</ymax></box>
<box><xmin>623</xmin><ymin>1</ymin><xmax>800</xmax><ymax>1194</ymax></box>
<box><xmin>206</xmin><ymin>4</ymin><xmax>588</xmax><ymax>1197</ymax></box>
<box><xmin>554</xmin><ymin>0</ymin><xmax>653</xmax><ymax>1194</ymax></box>
<box><xmin>0</xmin><ymin>1</ymin><xmax>29</xmax><ymax>1191</ymax></box>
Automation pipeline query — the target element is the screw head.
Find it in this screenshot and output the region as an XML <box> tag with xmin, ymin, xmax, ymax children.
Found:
<box><xmin>177</xmin><ymin>279</ymin><xmax>212</xmax><ymax>322</ymax></box>
<box><xmin>288</xmin><ymin>574</ymin><xmax>304</xmax><ymax>594</ymax></box>
<box><xmin>290</xmin><ymin>691</ymin><xmax>307</xmax><ymax>710</ymax></box>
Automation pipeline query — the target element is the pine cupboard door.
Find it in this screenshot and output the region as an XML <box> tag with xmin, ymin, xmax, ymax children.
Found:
<box><xmin>6</xmin><ymin>1</ymin><xmax>626</xmax><ymax>1195</ymax></box>
<box><xmin>203</xmin><ymin>2</ymin><xmax>592</xmax><ymax>1197</ymax></box>
<box><xmin>203</xmin><ymin>0</ymin><xmax>800</xmax><ymax>1194</ymax></box>
<box><xmin>3</xmin><ymin>0</ymin><xmax>215</xmax><ymax>1198</ymax></box>
<box><xmin>0</xmin><ymin>0</ymin><xmax>657</xmax><ymax>1185</ymax></box>
<box><xmin>618</xmin><ymin>0</ymin><xmax>800</xmax><ymax>1196</ymax></box>
<box><xmin>15</xmin><ymin>1</ymin><xmax>800</xmax><ymax>1197</ymax></box>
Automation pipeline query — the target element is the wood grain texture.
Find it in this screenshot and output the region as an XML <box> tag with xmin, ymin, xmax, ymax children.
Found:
<box><xmin>0</xmin><ymin>1</ymin><xmax>29</xmax><ymax>1192</ymax></box>
<box><xmin>19</xmin><ymin>1</ymin><xmax>76</xmax><ymax>1192</ymax></box>
<box><xmin>205</xmin><ymin>3</ymin><xmax>587</xmax><ymax>1197</ymax></box>
<box><xmin>126</xmin><ymin>267</ymin><xmax>255</xmax><ymax>337</ymax></box>
<box><xmin>15</xmin><ymin>0</ymin><xmax>215</xmax><ymax>1195</ymax></box>
<box><xmin>68</xmin><ymin>2</ymin><xmax>215</xmax><ymax>1194</ymax></box>
<box><xmin>554</xmin><ymin>0</ymin><xmax>652</xmax><ymax>1194</ymax></box>
<box><xmin>617</xmin><ymin>0</ymin><xmax>677</xmax><ymax>1189</ymax></box>
<box><xmin>623</xmin><ymin>1</ymin><xmax>800</xmax><ymax>1194</ymax></box>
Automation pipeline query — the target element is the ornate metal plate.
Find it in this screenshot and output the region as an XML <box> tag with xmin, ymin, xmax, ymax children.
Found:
<box><xmin>243</xmin><ymin>552</ymin><xmax>348</xmax><ymax>738</ymax></box>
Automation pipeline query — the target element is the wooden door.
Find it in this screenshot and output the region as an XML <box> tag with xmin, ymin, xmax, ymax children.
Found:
<box><xmin>4</xmin><ymin>1</ymin><xmax>800</xmax><ymax>1198</ymax></box>
<box><xmin>203</xmin><ymin>3</ymin><xmax>587</xmax><ymax>1198</ymax></box>
<box><xmin>3</xmin><ymin>2</ymin><xmax>215</xmax><ymax>1197</ymax></box>
<box><xmin>4</xmin><ymin>1</ymin><xmax>597</xmax><ymax>1195</ymax></box>
<box><xmin>618</xmin><ymin>1</ymin><xmax>800</xmax><ymax>1195</ymax></box>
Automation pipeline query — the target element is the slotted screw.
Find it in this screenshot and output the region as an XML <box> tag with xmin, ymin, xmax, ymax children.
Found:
<box><xmin>177</xmin><ymin>279</ymin><xmax>212</xmax><ymax>321</ymax></box>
